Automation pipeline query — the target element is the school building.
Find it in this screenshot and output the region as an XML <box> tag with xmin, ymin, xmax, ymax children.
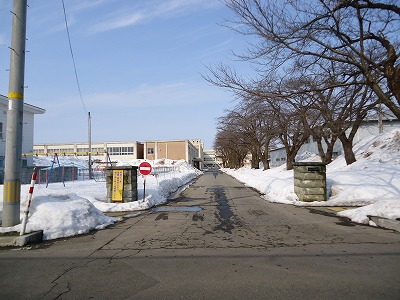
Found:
<box><xmin>32</xmin><ymin>139</ymin><xmax>216</xmax><ymax>170</ymax></box>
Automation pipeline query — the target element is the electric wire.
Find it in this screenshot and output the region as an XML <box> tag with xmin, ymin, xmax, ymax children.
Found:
<box><xmin>61</xmin><ymin>0</ymin><xmax>87</xmax><ymax>114</ymax></box>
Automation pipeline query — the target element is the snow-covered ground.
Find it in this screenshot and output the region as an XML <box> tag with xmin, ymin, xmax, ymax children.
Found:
<box><xmin>1</xmin><ymin>129</ymin><xmax>399</xmax><ymax>241</ymax></box>
<box><xmin>224</xmin><ymin>129</ymin><xmax>400</xmax><ymax>227</ymax></box>
<box><xmin>0</xmin><ymin>159</ymin><xmax>201</xmax><ymax>240</ymax></box>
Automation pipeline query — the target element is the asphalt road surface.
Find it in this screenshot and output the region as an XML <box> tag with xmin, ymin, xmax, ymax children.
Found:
<box><xmin>0</xmin><ymin>170</ymin><xmax>399</xmax><ymax>299</ymax></box>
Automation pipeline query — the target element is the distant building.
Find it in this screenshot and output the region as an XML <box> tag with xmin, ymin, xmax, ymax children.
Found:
<box><xmin>144</xmin><ymin>139</ymin><xmax>204</xmax><ymax>169</ymax></box>
<box><xmin>203</xmin><ymin>149</ymin><xmax>223</xmax><ymax>169</ymax></box>
<box><xmin>0</xmin><ymin>94</ymin><xmax>45</xmax><ymax>182</ymax></box>
<box><xmin>270</xmin><ymin>111</ymin><xmax>400</xmax><ymax>168</ymax></box>
<box><xmin>33</xmin><ymin>139</ymin><xmax>211</xmax><ymax>169</ymax></box>
<box><xmin>33</xmin><ymin>141</ymin><xmax>144</xmax><ymax>162</ymax></box>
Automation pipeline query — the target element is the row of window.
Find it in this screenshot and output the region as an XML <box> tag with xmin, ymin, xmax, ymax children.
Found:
<box><xmin>107</xmin><ymin>147</ymin><xmax>134</xmax><ymax>155</ymax></box>
<box><xmin>33</xmin><ymin>147</ymin><xmax>134</xmax><ymax>156</ymax></box>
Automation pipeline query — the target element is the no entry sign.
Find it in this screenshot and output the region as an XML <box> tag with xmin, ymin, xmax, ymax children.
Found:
<box><xmin>139</xmin><ymin>161</ymin><xmax>152</xmax><ymax>176</ymax></box>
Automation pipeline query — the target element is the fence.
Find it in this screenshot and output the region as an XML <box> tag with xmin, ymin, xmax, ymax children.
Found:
<box><xmin>17</xmin><ymin>164</ymin><xmax>182</xmax><ymax>185</ymax></box>
<box><xmin>151</xmin><ymin>166</ymin><xmax>180</xmax><ymax>176</ymax></box>
<box><xmin>37</xmin><ymin>166</ymin><xmax>90</xmax><ymax>184</ymax></box>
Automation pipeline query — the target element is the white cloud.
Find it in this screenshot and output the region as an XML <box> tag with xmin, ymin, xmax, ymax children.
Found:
<box><xmin>89</xmin><ymin>0</ymin><xmax>221</xmax><ymax>34</ymax></box>
<box><xmin>199</xmin><ymin>38</ymin><xmax>234</xmax><ymax>59</ymax></box>
<box><xmin>89</xmin><ymin>11</ymin><xmax>145</xmax><ymax>33</ymax></box>
<box><xmin>68</xmin><ymin>0</ymin><xmax>110</xmax><ymax>14</ymax></box>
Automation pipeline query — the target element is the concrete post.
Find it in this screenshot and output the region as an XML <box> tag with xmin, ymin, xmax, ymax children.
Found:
<box><xmin>293</xmin><ymin>162</ymin><xmax>327</xmax><ymax>202</ymax></box>
<box><xmin>105</xmin><ymin>166</ymin><xmax>138</xmax><ymax>203</ymax></box>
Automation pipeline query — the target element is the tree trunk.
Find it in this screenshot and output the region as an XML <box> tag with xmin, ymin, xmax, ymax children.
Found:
<box><xmin>251</xmin><ymin>149</ymin><xmax>260</xmax><ymax>169</ymax></box>
<box><xmin>338</xmin><ymin>133</ymin><xmax>356</xmax><ymax>165</ymax></box>
<box><xmin>286</xmin><ymin>152</ymin><xmax>295</xmax><ymax>170</ymax></box>
<box><xmin>369</xmin><ymin>76</ymin><xmax>400</xmax><ymax>119</ymax></box>
<box><xmin>324</xmin><ymin>147</ymin><xmax>334</xmax><ymax>164</ymax></box>
<box><xmin>262</xmin><ymin>136</ymin><xmax>271</xmax><ymax>170</ymax></box>
<box><xmin>315</xmin><ymin>136</ymin><xmax>337</xmax><ymax>164</ymax></box>
<box><xmin>315</xmin><ymin>137</ymin><xmax>327</xmax><ymax>163</ymax></box>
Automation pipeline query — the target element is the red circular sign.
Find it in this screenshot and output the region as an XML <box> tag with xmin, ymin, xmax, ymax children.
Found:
<box><xmin>139</xmin><ymin>161</ymin><xmax>152</xmax><ymax>176</ymax></box>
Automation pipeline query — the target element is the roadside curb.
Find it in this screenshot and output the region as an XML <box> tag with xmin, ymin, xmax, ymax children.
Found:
<box><xmin>368</xmin><ymin>216</ymin><xmax>400</xmax><ymax>232</ymax></box>
<box><xmin>0</xmin><ymin>230</ymin><xmax>43</xmax><ymax>247</ymax></box>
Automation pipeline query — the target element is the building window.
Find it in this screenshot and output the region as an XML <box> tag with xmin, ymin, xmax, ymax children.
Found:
<box><xmin>147</xmin><ymin>147</ymin><xmax>154</xmax><ymax>154</ymax></box>
<box><xmin>107</xmin><ymin>147</ymin><xmax>119</xmax><ymax>155</ymax></box>
<box><xmin>120</xmin><ymin>147</ymin><xmax>134</xmax><ymax>155</ymax></box>
<box><xmin>107</xmin><ymin>146</ymin><xmax>134</xmax><ymax>156</ymax></box>
<box><xmin>0</xmin><ymin>122</ymin><xmax>2</xmax><ymax>139</ymax></box>
<box><xmin>34</xmin><ymin>149</ymin><xmax>44</xmax><ymax>155</ymax></box>
<box><xmin>77</xmin><ymin>148</ymin><xmax>89</xmax><ymax>155</ymax></box>
<box><xmin>91</xmin><ymin>147</ymin><xmax>103</xmax><ymax>154</ymax></box>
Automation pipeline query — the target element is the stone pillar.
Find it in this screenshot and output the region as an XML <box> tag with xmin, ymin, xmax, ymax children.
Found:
<box><xmin>293</xmin><ymin>162</ymin><xmax>327</xmax><ymax>202</ymax></box>
<box><xmin>105</xmin><ymin>166</ymin><xmax>138</xmax><ymax>203</ymax></box>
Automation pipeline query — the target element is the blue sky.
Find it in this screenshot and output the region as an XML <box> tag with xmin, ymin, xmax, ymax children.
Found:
<box><xmin>0</xmin><ymin>0</ymin><xmax>249</xmax><ymax>149</ymax></box>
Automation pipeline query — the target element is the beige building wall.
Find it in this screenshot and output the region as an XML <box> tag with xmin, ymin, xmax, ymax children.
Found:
<box><xmin>146</xmin><ymin>142</ymin><xmax>156</xmax><ymax>160</ymax></box>
<box><xmin>144</xmin><ymin>140</ymin><xmax>201</xmax><ymax>167</ymax></box>
<box><xmin>166</xmin><ymin>141</ymin><xmax>186</xmax><ymax>160</ymax></box>
<box><xmin>145</xmin><ymin>140</ymin><xmax>188</xmax><ymax>161</ymax></box>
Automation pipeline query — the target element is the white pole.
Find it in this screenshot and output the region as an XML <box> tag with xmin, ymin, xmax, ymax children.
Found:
<box><xmin>20</xmin><ymin>168</ymin><xmax>37</xmax><ymax>235</ymax></box>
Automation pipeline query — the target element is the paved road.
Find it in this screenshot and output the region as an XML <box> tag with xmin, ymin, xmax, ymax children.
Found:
<box><xmin>1</xmin><ymin>171</ymin><xmax>400</xmax><ymax>299</ymax></box>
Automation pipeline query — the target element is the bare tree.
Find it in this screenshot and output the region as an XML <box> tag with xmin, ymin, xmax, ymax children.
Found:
<box><xmin>280</xmin><ymin>64</ymin><xmax>378</xmax><ymax>164</ymax></box>
<box><xmin>247</xmin><ymin>100</ymin><xmax>281</xmax><ymax>170</ymax></box>
<box><xmin>215</xmin><ymin>113</ymin><xmax>249</xmax><ymax>168</ymax></box>
<box><xmin>216</xmin><ymin>105</ymin><xmax>265</xmax><ymax>169</ymax></box>
<box><xmin>223</xmin><ymin>0</ymin><xmax>400</xmax><ymax>118</ymax></box>
<box><xmin>204</xmin><ymin>65</ymin><xmax>313</xmax><ymax>170</ymax></box>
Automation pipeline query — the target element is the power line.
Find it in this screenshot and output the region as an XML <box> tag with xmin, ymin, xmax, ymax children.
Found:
<box><xmin>61</xmin><ymin>0</ymin><xmax>87</xmax><ymax>114</ymax></box>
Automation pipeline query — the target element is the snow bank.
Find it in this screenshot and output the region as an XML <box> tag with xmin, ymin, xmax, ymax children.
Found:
<box><xmin>224</xmin><ymin>129</ymin><xmax>400</xmax><ymax>225</ymax></box>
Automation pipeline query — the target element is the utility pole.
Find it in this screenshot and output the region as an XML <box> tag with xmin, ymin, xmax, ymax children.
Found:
<box><xmin>88</xmin><ymin>111</ymin><xmax>92</xmax><ymax>179</ymax></box>
<box><xmin>3</xmin><ymin>0</ymin><xmax>28</xmax><ymax>227</ymax></box>
<box><xmin>378</xmin><ymin>103</ymin><xmax>384</xmax><ymax>134</ymax></box>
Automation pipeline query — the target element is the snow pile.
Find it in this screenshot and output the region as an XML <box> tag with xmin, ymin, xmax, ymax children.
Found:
<box><xmin>0</xmin><ymin>159</ymin><xmax>201</xmax><ymax>240</ymax></box>
<box><xmin>295</xmin><ymin>151</ymin><xmax>322</xmax><ymax>162</ymax></box>
<box><xmin>224</xmin><ymin>129</ymin><xmax>400</xmax><ymax>225</ymax></box>
<box><xmin>24</xmin><ymin>194</ymin><xmax>117</xmax><ymax>240</ymax></box>
<box><xmin>338</xmin><ymin>200</ymin><xmax>400</xmax><ymax>224</ymax></box>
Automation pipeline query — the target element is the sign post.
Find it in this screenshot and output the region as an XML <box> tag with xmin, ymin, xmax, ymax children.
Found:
<box><xmin>139</xmin><ymin>162</ymin><xmax>152</xmax><ymax>200</ymax></box>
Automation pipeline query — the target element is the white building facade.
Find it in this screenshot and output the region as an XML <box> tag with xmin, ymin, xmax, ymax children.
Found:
<box><xmin>33</xmin><ymin>141</ymin><xmax>144</xmax><ymax>163</ymax></box>
<box><xmin>0</xmin><ymin>94</ymin><xmax>45</xmax><ymax>182</ymax></box>
<box><xmin>203</xmin><ymin>149</ymin><xmax>223</xmax><ymax>169</ymax></box>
